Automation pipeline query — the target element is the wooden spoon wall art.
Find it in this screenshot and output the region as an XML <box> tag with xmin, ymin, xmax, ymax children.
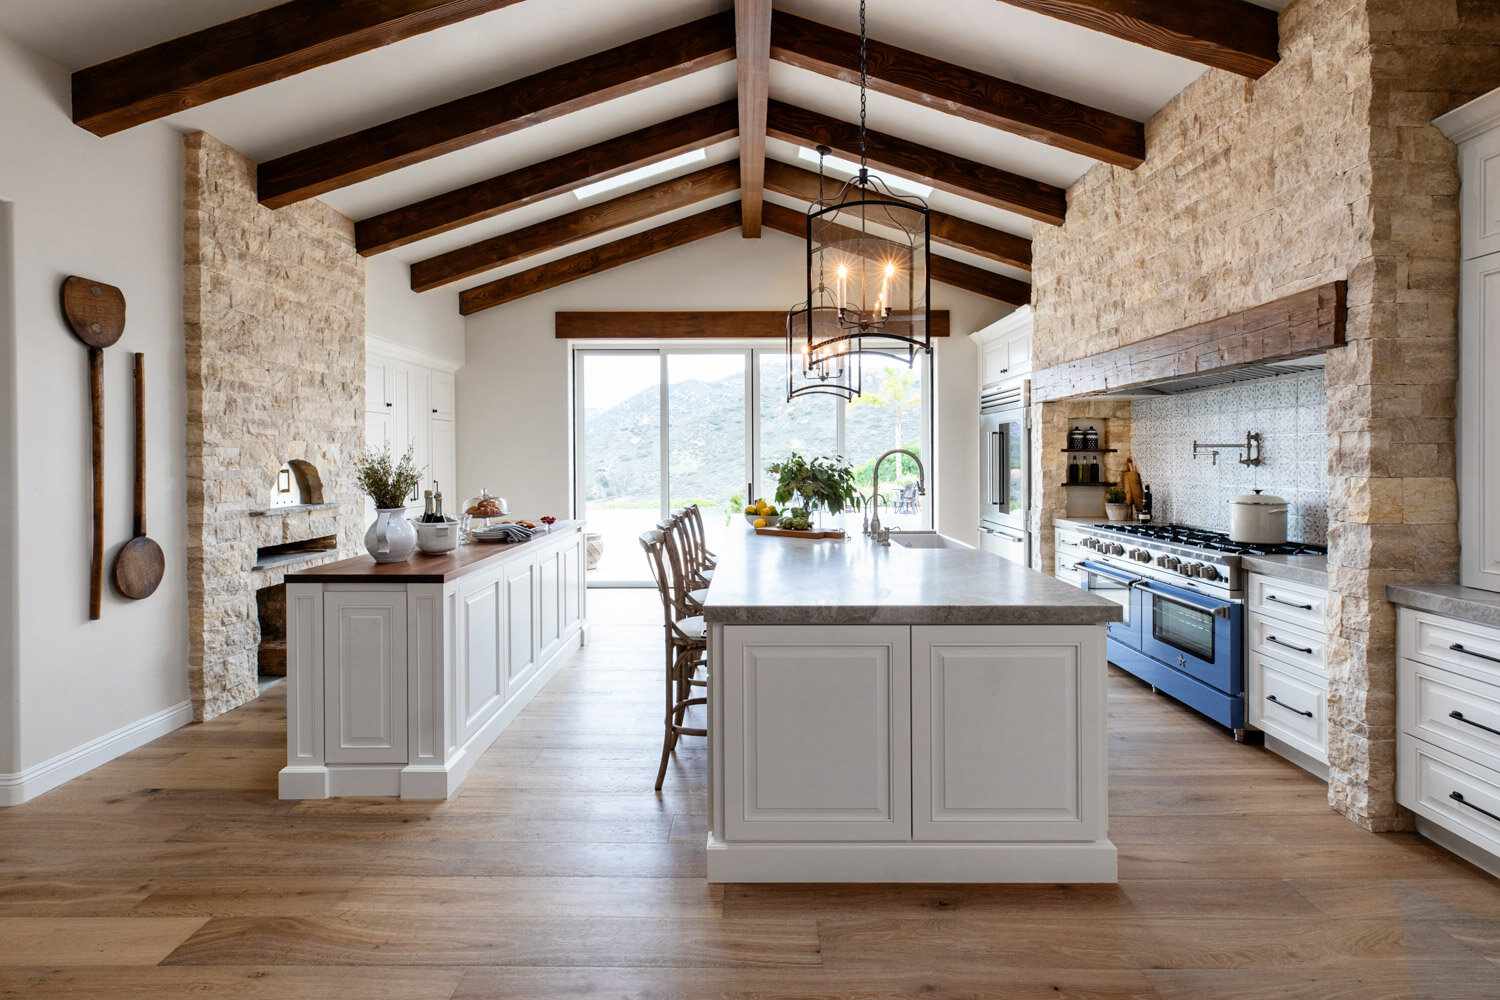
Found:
<box><xmin>61</xmin><ymin>276</ymin><xmax>125</xmax><ymax>620</ymax></box>
<box><xmin>114</xmin><ymin>352</ymin><xmax>165</xmax><ymax>600</ymax></box>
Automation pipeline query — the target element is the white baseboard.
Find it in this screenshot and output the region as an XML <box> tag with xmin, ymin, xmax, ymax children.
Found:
<box><xmin>0</xmin><ymin>700</ymin><xmax>192</xmax><ymax>807</ymax></box>
<box><xmin>705</xmin><ymin>834</ymin><xmax>1119</xmax><ymax>883</ymax></box>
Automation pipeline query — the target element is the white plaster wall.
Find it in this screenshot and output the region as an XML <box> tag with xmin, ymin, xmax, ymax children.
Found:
<box><xmin>459</xmin><ymin>227</ymin><xmax>1007</xmax><ymax>543</ymax></box>
<box><xmin>0</xmin><ymin>32</ymin><xmax>189</xmax><ymax>770</ymax></box>
<box><xmin>365</xmin><ymin>254</ymin><xmax>466</xmax><ymax>369</ymax></box>
<box><xmin>0</xmin><ymin>200</ymin><xmax>17</xmax><ymax>776</ymax></box>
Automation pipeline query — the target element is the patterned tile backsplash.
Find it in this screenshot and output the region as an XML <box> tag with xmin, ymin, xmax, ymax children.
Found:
<box><xmin>1128</xmin><ymin>370</ymin><xmax>1328</xmax><ymax>544</ymax></box>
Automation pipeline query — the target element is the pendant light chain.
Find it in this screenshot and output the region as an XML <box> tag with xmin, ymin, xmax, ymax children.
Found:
<box><xmin>858</xmin><ymin>0</ymin><xmax>868</xmax><ymax>175</ymax></box>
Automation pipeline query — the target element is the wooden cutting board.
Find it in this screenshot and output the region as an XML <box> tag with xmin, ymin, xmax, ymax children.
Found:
<box><xmin>754</xmin><ymin>527</ymin><xmax>846</xmax><ymax>540</ymax></box>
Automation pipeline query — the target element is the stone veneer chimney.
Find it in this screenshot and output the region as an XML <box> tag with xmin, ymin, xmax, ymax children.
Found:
<box><xmin>183</xmin><ymin>132</ymin><xmax>366</xmax><ymax>722</ymax></box>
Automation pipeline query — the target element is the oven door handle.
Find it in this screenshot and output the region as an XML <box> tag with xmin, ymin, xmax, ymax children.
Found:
<box><xmin>1136</xmin><ymin>581</ymin><xmax>1233</xmax><ymax>619</ymax></box>
<box><xmin>1077</xmin><ymin>560</ymin><xmax>1142</xmax><ymax>587</ymax></box>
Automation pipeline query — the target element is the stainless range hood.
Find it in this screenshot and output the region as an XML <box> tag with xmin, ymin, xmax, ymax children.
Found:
<box><xmin>1092</xmin><ymin>356</ymin><xmax>1326</xmax><ymax>399</ymax></box>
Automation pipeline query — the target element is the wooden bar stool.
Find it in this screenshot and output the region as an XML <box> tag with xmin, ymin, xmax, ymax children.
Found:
<box><xmin>661</xmin><ymin>512</ymin><xmax>709</xmax><ymax>612</ymax></box>
<box><xmin>641</xmin><ymin>527</ymin><xmax>707</xmax><ymax>791</ymax></box>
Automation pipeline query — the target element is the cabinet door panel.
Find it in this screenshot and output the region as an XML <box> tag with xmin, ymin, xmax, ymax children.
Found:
<box><xmin>430</xmin><ymin>370</ymin><xmax>456</xmax><ymax>421</ymax></box>
<box><xmin>1464</xmin><ymin>129</ymin><xmax>1500</xmax><ymax>259</ymax></box>
<box><xmin>324</xmin><ymin>591</ymin><xmax>408</xmax><ymax>764</ymax></box>
<box><xmin>507</xmin><ymin>561</ymin><xmax>538</xmax><ymax>689</ymax></box>
<box><xmin>430</xmin><ymin>418</ymin><xmax>456</xmax><ymax>506</ymax></box>
<box><xmin>1462</xmin><ymin>255</ymin><xmax>1500</xmax><ymax>591</ymax></box>
<box><xmin>365</xmin><ymin>358</ymin><xmax>395</xmax><ymax>412</ymax></box>
<box><xmin>563</xmin><ymin>537</ymin><xmax>583</xmax><ymax>629</ymax></box>
<box><xmin>539</xmin><ymin>549</ymin><xmax>562</xmax><ymax>653</ymax></box>
<box><xmin>723</xmin><ymin>626</ymin><xmax>911</xmax><ymax>842</ymax></box>
<box><xmin>912</xmin><ymin>625</ymin><xmax>1103</xmax><ymax>841</ymax></box>
<box><xmin>365</xmin><ymin>409</ymin><xmax>392</xmax><ymax>456</ymax></box>
<box><xmin>459</xmin><ymin>577</ymin><xmax>504</xmax><ymax>741</ymax></box>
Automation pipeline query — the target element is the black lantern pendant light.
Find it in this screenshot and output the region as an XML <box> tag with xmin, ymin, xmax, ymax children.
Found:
<box><xmin>785</xmin><ymin>299</ymin><xmax>860</xmax><ymax>399</ymax></box>
<box><xmin>793</xmin><ymin>0</ymin><xmax>932</xmax><ymax>400</ymax></box>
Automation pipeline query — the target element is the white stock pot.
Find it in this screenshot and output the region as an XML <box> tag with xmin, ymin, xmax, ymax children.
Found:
<box><xmin>1229</xmin><ymin>489</ymin><xmax>1288</xmax><ymax>544</ymax></box>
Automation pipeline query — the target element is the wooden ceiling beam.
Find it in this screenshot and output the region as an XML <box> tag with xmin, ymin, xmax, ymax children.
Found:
<box><xmin>460</xmin><ymin>203</ymin><xmax>742</xmax><ymax>315</ymax></box>
<box><xmin>258</xmin><ymin>12</ymin><xmax>736</xmax><ymax>208</ymax></box>
<box><xmin>410</xmin><ymin>162</ymin><xmax>740</xmax><ymax>291</ymax></box>
<box><xmin>356</xmin><ymin>102</ymin><xmax>739</xmax><ymax>255</ymax></box>
<box><xmin>735</xmin><ymin>0</ymin><xmax>774</xmax><ymax>236</ymax></box>
<box><xmin>770</xmin><ymin>11</ymin><xmax>1143</xmax><ymax>168</ymax></box>
<box><xmin>766</xmin><ymin>101</ymin><xmax>1066</xmax><ymax>225</ymax></box>
<box><xmin>71</xmin><ymin>0</ymin><xmax>528</xmax><ymax>136</ymax></box>
<box><xmin>994</xmin><ymin>0</ymin><xmax>1279</xmax><ymax>79</ymax></box>
<box><xmin>555</xmin><ymin>310</ymin><xmax>952</xmax><ymax>339</ymax></box>
<box><xmin>760</xmin><ymin>203</ymin><xmax>1030</xmax><ymax>306</ymax></box>
<box><xmin>762</xmin><ymin>161</ymin><xmax>1032</xmax><ymax>271</ymax></box>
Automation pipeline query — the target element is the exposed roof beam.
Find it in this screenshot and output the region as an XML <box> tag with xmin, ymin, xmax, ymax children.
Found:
<box><xmin>71</xmin><ymin>0</ymin><xmax>528</xmax><ymax>136</ymax></box>
<box><xmin>460</xmin><ymin>203</ymin><xmax>742</xmax><ymax>315</ymax></box>
<box><xmin>761</xmin><ymin>203</ymin><xmax>1030</xmax><ymax>306</ymax></box>
<box><xmin>258</xmin><ymin>12</ymin><xmax>736</xmax><ymax>208</ymax></box>
<box><xmin>411</xmin><ymin>162</ymin><xmax>740</xmax><ymax>291</ymax></box>
<box><xmin>555</xmin><ymin>310</ymin><xmax>952</xmax><ymax>339</ymax></box>
<box><xmin>763</xmin><ymin>161</ymin><xmax>1032</xmax><ymax>271</ymax></box>
<box><xmin>770</xmin><ymin>11</ymin><xmax>1143</xmax><ymax>168</ymax></box>
<box><xmin>735</xmin><ymin>0</ymin><xmax>774</xmax><ymax>236</ymax></box>
<box><xmin>994</xmin><ymin>0</ymin><xmax>1279</xmax><ymax>78</ymax></box>
<box><xmin>766</xmin><ymin>101</ymin><xmax>1066</xmax><ymax>225</ymax></box>
<box><xmin>356</xmin><ymin>102</ymin><xmax>739</xmax><ymax>255</ymax></box>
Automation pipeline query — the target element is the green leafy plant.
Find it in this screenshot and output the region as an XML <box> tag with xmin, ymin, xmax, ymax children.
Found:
<box><xmin>767</xmin><ymin>452</ymin><xmax>860</xmax><ymax>516</ymax></box>
<box><xmin>1104</xmin><ymin>486</ymin><xmax>1127</xmax><ymax>505</ymax></box>
<box><xmin>355</xmin><ymin>446</ymin><xmax>423</xmax><ymax>510</ymax></box>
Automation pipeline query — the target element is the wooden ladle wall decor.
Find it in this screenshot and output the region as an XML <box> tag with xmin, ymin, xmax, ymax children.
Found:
<box><xmin>114</xmin><ymin>353</ymin><xmax>164</xmax><ymax>600</ymax></box>
<box><xmin>61</xmin><ymin>276</ymin><xmax>125</xmax><ymax>620</ymax></box>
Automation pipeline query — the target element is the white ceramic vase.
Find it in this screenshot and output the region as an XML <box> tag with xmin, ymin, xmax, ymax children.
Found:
<box><xmin>366</xmin><ymin>508</ymin><xmax>418</xmax><ymax>563</ymax></box>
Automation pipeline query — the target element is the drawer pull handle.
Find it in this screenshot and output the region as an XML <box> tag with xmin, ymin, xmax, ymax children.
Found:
<box><xmin>1449</xmin><ymin>710</ymin><xmax>1500</xmax><ymax>738</ymax></box>
<box><xmin>1266</xmin><ymin>594</ymin><xmax>1314</xmax><ymax>611</ymax></box>
<box><xmin>1450</xmin><ymin>791</ymin><xmax>1500</xmax><ymax>825</ymax></box>
<box><xmin>1450</xmin><ymin>642</ymin><xmax>1500</xmax><ymax>666</ymax></box>
<box><xmin>1267</xmin><ymin>635</ymin><xmax>1314</xmax><ymax>655</ymax></box>
<box><xmin>1266</xmin><ymin>694</ymin><xmax>1314</xmax><ymax>718</ymax></box>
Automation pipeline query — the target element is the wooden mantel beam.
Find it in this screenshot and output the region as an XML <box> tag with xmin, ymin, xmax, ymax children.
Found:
<box><xmin>770</xmin><ymin>11</ymin><xmax>1144</xmax><ymax>168</ymax></box>
<box><xmin>258</xmin><ymin>12</ymin><xmax>736</xmax><ymax>208</ymax></box>
<box><xmin>763</xmin><ymin>161</ymin><xmax>1032</xmax><ymax>271</ymax></box>
<box><xmin>460</xmin><ymin>203</ymin><xmax>743</xmax><ymax>315</ymax></box>
<box><xmin>71</xmin><ymin>0</ymin><xmax>528</xmax><ymax>136</ymax></box>
<box><xmin>356</xmin><ymin>102</ymin><xmax>739</xmax><ymax>255</ymax></box>
<box><xmin>766</xmin><ymin>101</ymin><xmax>1067</xmax><ymax>225</ymax></box>
<box><xmin>410</xmin><ymin>162</ymin><xmax>740</xmax><ymax>291</ymax></box>
<box><xmin>760</xmin><ymin>203</ymin><xmax>1031</xmax><ymax>306</ymax></box>
<box><xmin>994</xmin><ymin>0</ymin><xmax>1279</xmax><ymax>79</ymax></box>
<box><xmin>735</xmin><ymin>0</ymin><xmax>773</xmax><ymax>236</ymax></box>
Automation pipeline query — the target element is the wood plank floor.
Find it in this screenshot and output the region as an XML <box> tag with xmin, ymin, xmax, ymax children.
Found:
<box><xmin>2</xmin><ymin>591</ymin><xmax>1497</xmax><ymax>999</ymax></box>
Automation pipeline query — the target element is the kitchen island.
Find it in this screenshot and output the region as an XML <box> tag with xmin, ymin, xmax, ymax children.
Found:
<box><xmin>278</xmin><ymin>522</ymin><xmax>585</xmax><ymax>800</ymax></box>
<box><xmin>701</xmin><ymin>527</ymin><xmax>1122</xmax><ymax>883</ymax></box>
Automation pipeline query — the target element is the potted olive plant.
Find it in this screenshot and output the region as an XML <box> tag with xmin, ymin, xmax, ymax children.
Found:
<box><xmin>355</xmin><ymin>446</ymin><xmax>423</xmax><ymax>562</ymax></box>
<box><xmin>767</xmin><ymin>452</ymin><xmax>860</xmax><ymax>531</ymax></box>
<box><xmin>1104</xmin><ymin>485</ymin><xmax>1131</xmax><ymax>523</ymax></box>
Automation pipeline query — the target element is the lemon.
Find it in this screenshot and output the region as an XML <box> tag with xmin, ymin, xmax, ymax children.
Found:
<box><xmin>744</xmin><ymin>505</ymin><xmax>757</xmax><ymax>515</ymax></box>
<box><xmin>753</xmin><ymin>517</ymin><xmax>768</xmax><ymax>528</ymax></box>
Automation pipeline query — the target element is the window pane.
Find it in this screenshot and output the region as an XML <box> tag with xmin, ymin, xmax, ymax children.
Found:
<box><xmin>579</xmin><ymin>353</ymin><xmax>660</xmax><ymax>584</ymax></box>
<box><xmin>845</xmin><ymin>354</ymin><xmax>928</xmax><ymax>529</ymax></box>
<box><xmin>757</xmin><ymin>352</ymin><xmax>839</xmax><ymax>505</ymax></box>
<box><xmin>668</xmin><ymin>352</ymin><xmax>746</xmax><ymax>556</ymax></box>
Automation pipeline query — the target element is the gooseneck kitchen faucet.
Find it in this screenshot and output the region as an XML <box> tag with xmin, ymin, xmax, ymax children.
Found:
<box><xmin>868</xmin><ymin>448</ymin><xmax>926</xmax><ymax>538</ymax></box>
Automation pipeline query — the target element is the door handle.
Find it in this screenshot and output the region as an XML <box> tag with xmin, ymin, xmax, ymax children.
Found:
<box><xmin>1266</xmin><ymin>594</ymin><xmax>1313</xmax><ymax>611</ymax></box>
<box><xmin>1450</xmin><ymin>642</ymin><xmax>1500</xmax><ymax>666</ymax></box>
<box><xmin>1449</xmin><ymin>710</ymin><xmax>1500</xmax><ymax>738</ymax></box>
<box><xmin>1266</xmin><ymin>694</ymin><xmax>1314</xmax><ymax>719</ymax></box>
<box><xmin>1267</xmin><ymin>635</ymin><xmax>1314</xmax><ymax>655</ymax></box>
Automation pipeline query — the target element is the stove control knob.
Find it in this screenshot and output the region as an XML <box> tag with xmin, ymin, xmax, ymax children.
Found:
<box><xmin>1160</xmin><ymin>556</ymin><xmax>1179</xmax><ymax>571</ymax></box>
<box><xmin>1183</xmin><ymin>562</ymin><xmax>1201</xmax><ymax>578</ymax></box>
<box><xmin>1199</xmin><ymin>565</ymin><xmax>1220</xmax><ymax>582</ymax></box>
<box><xmin>1110</xmin><ymin>543</ymin><xmax>1125</xmax><ymax>556</ymax></box>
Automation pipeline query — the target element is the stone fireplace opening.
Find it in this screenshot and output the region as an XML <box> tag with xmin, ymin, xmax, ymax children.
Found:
<box><xmin>256</xmin><ymin>583</ymin><xmax>286</xmax><ymax>682</ymax></box>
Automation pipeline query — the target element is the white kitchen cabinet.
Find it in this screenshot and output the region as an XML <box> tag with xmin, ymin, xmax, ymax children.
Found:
<box><xmin>430</xmin><ymin>370</ymin><xmax>456</xmax><ymax>421</ymax></box>
<box><xmin>979</xmin><ymin>525</ymin><xmax>1027</xmax><ymax>567</ymax></box>
<box><xmin>971</xmin><ymin>306</ymin><xmax>1032</xmax><ymax>388</ymax></box>
<box><xmin>721</xmin><ymin>625</ymin><xmax>912</xmax><ymax>842</ymax></box>
<box><xmin>1436</xmin><ymin>90</ymin><xmax>1500</xmax><ymax>592</ymax></box>
<box><xmin>457</xmin><ymin>572</ymin><xmax>505</xmax><ymax>745</ymax></box>
<box><xmin>911</xmin><ymin>626</ymin><xmax>1105</xmax><ymax>842</ymax></box>
<box><xmin>506</xmin><ymin>559</ymin><xmax>538</xmax><ymax>691</ymax></box>
<box><xmin>538</xmin><ymin>547</ymin><xmax>563</xmax><ymax>656</ymax></box>
<box><xmin>430</xmin><ymin>417</ymin><xmax>456</xmax><ymax>500</ymax></box>
<box><xmin>562</xmin><ymin>534</ymin><xmax>583</xmax><ymax>630</ymax></box>
<box><xmin>323</xmin><ymin>590</ymin><xmax>408</xmax><ymax>764</ymax></box>
<box><xmin>366</xmin><ymin>344</ymin><xmax>459</xmax><ymax>516</ymax></box>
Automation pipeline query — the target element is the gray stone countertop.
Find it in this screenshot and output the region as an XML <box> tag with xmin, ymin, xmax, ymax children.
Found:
<box><xmin>701</xmin><ymin>525</ymin><xmax>1123</xmax><ymax>626</ymax></box>
<box><xmin>1240</xmin><ymin>554</ymin><xmax>1328</xmax><ymax>589</ymax></box>
<box><xmin>1387</xmin><ymin>583</ymin><xmax>1500</xmax><ymax>630</ymax></box>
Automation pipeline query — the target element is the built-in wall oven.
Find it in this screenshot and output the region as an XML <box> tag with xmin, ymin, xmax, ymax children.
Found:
<box><xmin>979</xmin><ymin>379</ymin><xmax>1030</xmax><ymax>565</ymax></box>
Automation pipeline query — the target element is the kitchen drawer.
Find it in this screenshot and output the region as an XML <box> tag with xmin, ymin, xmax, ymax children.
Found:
<box><xmin>1402</xmin><ymin>657</ymin><xmax>1500</xmax><ymax>773</ymax></box>
<box><xmin>1247</xmin><ymin>612</ymin><xmax>1327</xmax><ymax>679</ymax></box>
<box><xmin>1400</xmin><ymin>737</ymin><xmax>1500</xmax><ymax>860</ymax></box>
<box><xmin>1247</xmin><ymin>650</ymin><xmax>1327</xmax><ymax>763</ymax></box>
<box><xmin>1247</xmin><ymin>573</ymin><xmax>1328</xmax><ymax>634</ymax></box>
<box><xmin>1400</xmin><ymin>608</ymin><xmax>1500</xmax><ymax>686</ymax></box>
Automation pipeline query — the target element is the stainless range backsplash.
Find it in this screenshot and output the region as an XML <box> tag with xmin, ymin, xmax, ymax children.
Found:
<box><xmin>1128</xmin><ymin>370</ymin><xmax>1328</xmax><ymax>544</ymax></box>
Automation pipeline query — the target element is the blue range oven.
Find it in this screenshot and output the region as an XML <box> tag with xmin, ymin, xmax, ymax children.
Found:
<box><xmin>1078</xmin><ymin>560</ymin><xmax>1246</xmax><ymax>736</ymax></box>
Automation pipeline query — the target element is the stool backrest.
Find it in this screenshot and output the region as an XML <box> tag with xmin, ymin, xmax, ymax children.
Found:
<box><xmin>639</xmin><ymin>529</ymin><xmax>677</xmax><ymax>630</ymax></box>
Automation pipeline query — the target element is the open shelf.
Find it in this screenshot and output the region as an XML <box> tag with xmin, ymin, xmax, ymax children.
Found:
<box><xmin>1060</xmin><ymin>448</ymin><xmax>1117</xmax><ymax>454</ymax></box>
<box><xmin>1059</xmin><ymin>481</ymin><xmax>1118</xmax><ymax>487</ymax></box>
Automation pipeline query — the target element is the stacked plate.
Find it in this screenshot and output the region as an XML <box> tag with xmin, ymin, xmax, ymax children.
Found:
<box><xmin>470</xmin><ymin>522</ymin><xmax>533</xmax><ymax>545</ymax></box>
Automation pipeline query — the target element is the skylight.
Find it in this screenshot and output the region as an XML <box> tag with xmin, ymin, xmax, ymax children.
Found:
<box><xmin>796</xmin><ymin>146</ymin><xmax>934</xmax><ymax>198</ymax></box>
<box><xmin>574</xmin><ymin>149</ymin><xmax>708</xmax><ymax>200</ymax></box>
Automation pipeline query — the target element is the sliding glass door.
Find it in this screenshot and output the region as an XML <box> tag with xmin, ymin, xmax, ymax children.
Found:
<box><xmin>574</xmin><ymin>346</ymin><xmax>931</xmax><ymax>586</ymax></box>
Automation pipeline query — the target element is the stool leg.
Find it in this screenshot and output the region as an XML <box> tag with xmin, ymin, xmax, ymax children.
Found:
<box><xmin>655</xmin><ymin>639</ymin><xmax>675</xmax><ymax>791</ymax></box>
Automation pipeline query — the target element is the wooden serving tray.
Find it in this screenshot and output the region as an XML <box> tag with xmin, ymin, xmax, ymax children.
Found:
<box><xmin>754</xmin><ymin>526</ymin><xmax>846</xmax><ymax>540</ymax></box>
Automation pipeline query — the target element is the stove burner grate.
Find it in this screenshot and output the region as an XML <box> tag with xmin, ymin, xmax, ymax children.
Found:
<box><xmin>1092</xmin><ymin>522</ymin><xmax>1327</xmax><ymax>558</ymax></box>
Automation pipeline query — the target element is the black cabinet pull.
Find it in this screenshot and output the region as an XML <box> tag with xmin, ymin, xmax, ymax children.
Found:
<box><xmin>1267</xmin><ymin>635</ymin><xmax>1314</xmax><ymax>655</ymax></box>
<box><xmin>385</xmin><ymin>401</ymin><xmax>393</xmax><ymax>407</ymax></box>
<box><xmin>1450</xmin><ymin>642</ymin><xmax>1500</xmax><ymax>666</ymax></box>
<box><xmin>1266</xmin><ymin>694</ymin><xmax>1314</xmax><ymax>718</ymax></box>
<box><xmin>1449</xmin><ymin>710</ymin><xmax>1500</xmax><ymax>738</ymax></box>
<box><xmin>1266</xmin><ymin>594</ymin><xmax>1313</xmax><ymax>611</ymax></box>
<box><xmin>1450</xmin><ymin>791</ymin><xmax>1500</xmax><ymax>824</ymax></box>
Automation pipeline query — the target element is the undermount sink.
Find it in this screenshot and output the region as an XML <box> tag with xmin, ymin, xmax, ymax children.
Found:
<box><xmin>890</xmin><ymin>531</ymin><xmax>965</xmax><ymax>550</ymax></box>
